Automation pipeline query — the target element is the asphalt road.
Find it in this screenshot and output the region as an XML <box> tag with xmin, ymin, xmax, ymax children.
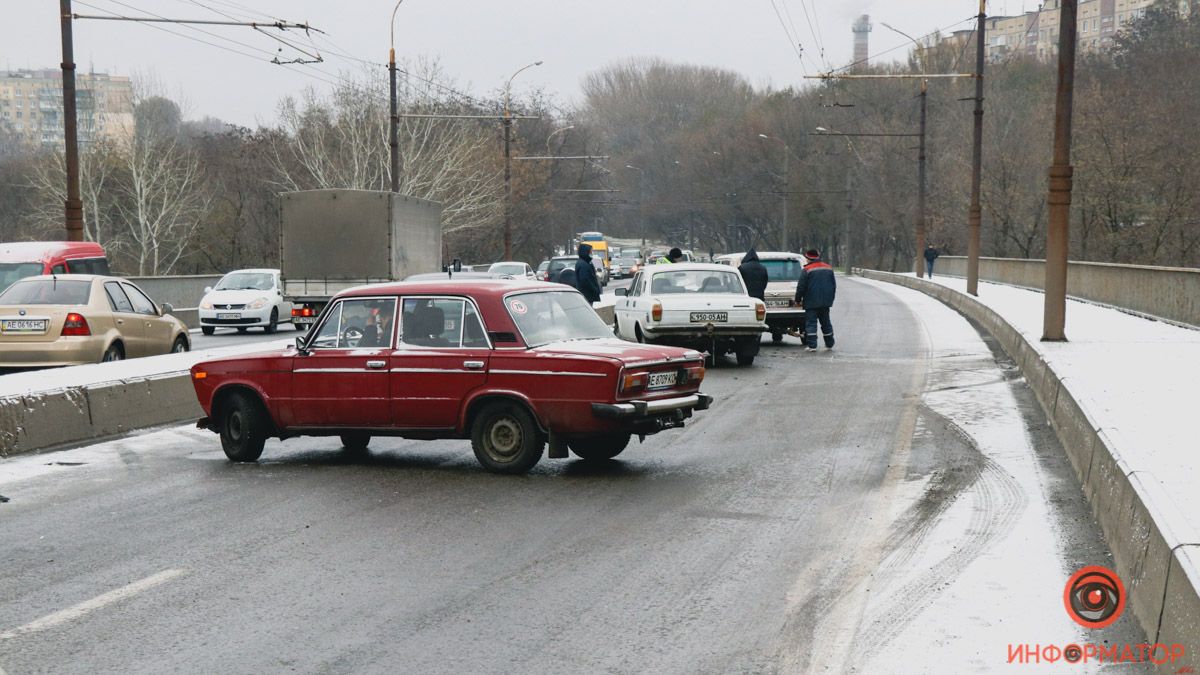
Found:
<box><xmin>0</xmin><ymin>276</ymin><xmax>1142</xmax><ymax>673</ymax></box>
<box><xmin>187</xmin><ymin>322</ymin><xmax>306</xmax><ymax>351</ymax></box>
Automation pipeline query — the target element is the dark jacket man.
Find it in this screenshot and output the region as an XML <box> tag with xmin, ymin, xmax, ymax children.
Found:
<box><xmin>575</xmin><ymin>243</ymin><xmax>602</xmax><ymax>304</ymax></box>
<box><xmin>795</xmin><ymin>249</ymin><xmax>836</xmax><ymax>350</ymax></box>
<box><xmin>738</xmin><ymin>248</ymin><xmax>769</xmax><ymax>300</ymax></box>
<box><xmin>923</xmin><ymin>245</ymin><xmax>940</xmax><ymax>278</ymax></box>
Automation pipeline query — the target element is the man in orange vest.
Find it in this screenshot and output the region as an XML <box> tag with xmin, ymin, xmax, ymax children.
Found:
<box><xmin>794</xmin><ymin>248</ymin><xmax>836</xmax><ymax>352</ymax></box>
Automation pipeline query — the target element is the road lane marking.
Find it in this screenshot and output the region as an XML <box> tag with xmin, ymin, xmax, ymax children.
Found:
<box><xmin>0</xmin><ymin>569</ymin><xmax>187</xmax><ymax>640</ymax></box>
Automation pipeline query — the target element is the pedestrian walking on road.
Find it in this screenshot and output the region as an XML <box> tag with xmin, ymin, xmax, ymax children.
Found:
<box><xmin>737</xmin><ymin>248</ymin><xmax>768</xmax><ymax>301</ymax></box>
<box><xmin>795</xmin><ymin>248</ymin><xmax>836</xmax><ymax>352</ymax></box>
<box><xmin>575</xmin><ymin>243</ymin><xmax>603</xmax><ymax>304</ymax></box>
<box><xmin>924</xmin><ymin>244</ymin><xmax>940</xmax><ymax>278</ymax></box>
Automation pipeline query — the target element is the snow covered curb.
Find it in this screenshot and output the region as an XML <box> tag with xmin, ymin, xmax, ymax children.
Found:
<box><xmin>857</xmin><ymin>268</ymin><xmax>1200</xmax><ymax>660</ymax></box>
<box><xmin>0</xmin><ymin>339</ymin><xmax>292</xmax><ymax>458</ymax></box>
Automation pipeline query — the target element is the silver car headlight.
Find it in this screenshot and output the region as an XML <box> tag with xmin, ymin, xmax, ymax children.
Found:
<box><xmin>247</xmin><ymin>297</ymin><xmax>270</xmax><ymax>310</ymax></box>
<box><xmin>200</xmin><ymin>299</ymin><xmax>213</xmax><ymax>310</ymax></box>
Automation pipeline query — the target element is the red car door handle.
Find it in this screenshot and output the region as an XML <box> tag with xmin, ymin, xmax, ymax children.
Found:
<box><xmin>366</xmin><ymin>360</ymin><xmax>387</xmax><ymax>369</ymax></box>
<box><xmin>463</xmin><ymin>360</ymin><xmax>485</xmax><ymax>371</ymax></box>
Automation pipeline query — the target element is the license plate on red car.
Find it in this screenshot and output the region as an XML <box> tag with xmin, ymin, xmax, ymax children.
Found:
<box><xmin>690</xmin><ymin>312</ymin><xmax>727</xmax><ymax>322</ymax></box>
<box><xmin>648</xmin><ymin>371</ymin><xmax>678</xmax><ymax>389</ymax></box>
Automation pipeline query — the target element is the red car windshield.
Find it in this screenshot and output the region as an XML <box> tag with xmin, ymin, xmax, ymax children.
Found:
<box><xmin>504</xmin><ymin>290</ymin><xmax>612</xmax><ymax>347</ymax></box>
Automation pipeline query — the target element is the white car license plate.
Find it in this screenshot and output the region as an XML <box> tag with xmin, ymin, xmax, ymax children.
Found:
<box><xmin>218</xmin><ymin>312</ymin><xmax>242</xmax><ymax>320</ymax></box>
<box><xmin>767</xmin><ymin>299</ymin><xmax>791</xmax><ymax>308</ymax></box>
<box><xmin>689</xmin><ymin>312</ymin><xmax>728</xmax><ymax>323</ymax></box>
<box><xmin>1</xmin><ymin>319</ymin><xmax>47</xmax><ymax>333</ymax></box>
<box><xmin>648</xmin><ymin>371</ymin><xmax>677</xmax><ymax>389</ymax></box>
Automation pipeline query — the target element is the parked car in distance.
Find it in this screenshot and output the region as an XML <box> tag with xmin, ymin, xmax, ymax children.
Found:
<box><xmin>199</xmin><ymin>269</ymin><xmax>295</xmax><ymax>336</ymax></box>
<box><xmin>0</xmin><ymin>275</ymin><xmax>189</xmax><ymax>366</ymax></box>
<box><xmin>190</xmin><ymin>280</ymin><xmax>712</xmax><ymax>473</ymax></box>
<box><xmin>536</xmin><ymin>260</ymin><xmax>550</xmax><ymax>278</ymax></box>
<box><xmin>488</xmin><ymin>261</ymin><xmax>536</xmax><ymax>279</ymax></box>
<box><xmin>613</xmin><ymin>263</ymin><xmax>766</xmax><ymax>366</ymax></box>
<box><xmin>715</xmin><ymin>251</ymin><xmax>808</xmax><ymax>343</ymax></box>
<box><xmin>0</xmin><ymin>241</ymin><xmax>109</xmax><ymax>292</ymax></box>
<box><xmin>611</xmin><ymin>255</ymin><xmax>642</xmax><ymax>280</ymax></box>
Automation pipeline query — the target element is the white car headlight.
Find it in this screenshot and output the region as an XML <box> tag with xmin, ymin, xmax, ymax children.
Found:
<box><xmin>247</xmin><ymin>297</ymin><xmax>270</xmax><ymax>309</ymax></box>
<box><xmin>200</xmin><ymin>299</ymin><xmax>213</xmax><ymax>310</ymax></box>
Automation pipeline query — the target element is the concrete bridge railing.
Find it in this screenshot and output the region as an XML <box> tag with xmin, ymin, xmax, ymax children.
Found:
<box><xmin>126</xmin><ymin>275</ymin><xmax>224</xmax><ymax>329</ymax></box>
<box><xmin>934</xmin><ymin>256</ymin><xmax>1200</xmax><ymax>328</ymax></box>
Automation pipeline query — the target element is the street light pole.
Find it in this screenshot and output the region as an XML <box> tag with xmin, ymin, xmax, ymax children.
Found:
<box><xmin>1043</xmin><ymin>0</ymin><xmax>1079</xmax><ymax>341</ymax></box>
<box><xmin>881</xmin><ymin>23</ymin><xmax>929</xmax><ymax>277</ymax></box>
<box><xmin>503</xmin><ymin>60</ymin><xmax>542</xmax><ymax>261</ymax></box>
<box><xmin>59</xmin><ymin>0</ymin><xmax>83</xmax><ymax>241</ymax></box>
<box><xmin>388</xmin><ymin>0</ymin><xmax>405</xmax><ymax>193</ymax></box>
<box><xmin>758</xmin><ymin>134</ymin><xmax>789</xmax><ymax>251</ymax></box>
<box><xmin>967</xmin><ymin>0</ymin><xmax>987</xmax><ymax>295</ymax></box>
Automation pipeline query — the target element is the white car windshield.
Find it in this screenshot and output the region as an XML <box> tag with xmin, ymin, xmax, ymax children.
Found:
<box><xmin>762</xmin><ymin>259</ymin><xmax>804</xmax><ymax>281</ymax></box>
<box><xmin>489</xmin><ymin>263</ymin><xmax>526</xmax><ymax>276</ymax></box>
<box><xmin>649</xmin><ymin>270</ymin><xmax>744</xmax><ymax>294</ymax></box>
<box><xmin>216</xmin><ymin>272</ymin><xmax>274</xmax><ymax>291</ymax></box>
<box><xmin>505</xmin><ymin>291</ymin><xmax>612</xmax><ymax>347</ymax></box>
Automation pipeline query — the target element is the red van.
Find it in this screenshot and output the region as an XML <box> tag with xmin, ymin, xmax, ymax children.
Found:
<box><xmin>0</xmin><ymin>242</ymin><xmax>110</xmax><ymax>291</ymax></box>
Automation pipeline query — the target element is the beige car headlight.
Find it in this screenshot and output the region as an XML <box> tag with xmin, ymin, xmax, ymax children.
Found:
<box><xmin>247</xmin><ymin>297</ymin><xmax>270</xmax><ymax>310</ymax></box>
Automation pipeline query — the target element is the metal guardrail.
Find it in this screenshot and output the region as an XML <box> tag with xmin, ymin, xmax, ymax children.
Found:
<box><xmin>933</xmin><ymin>256</ymin><xmax>1200</xmax><ymax>328</ymax></box>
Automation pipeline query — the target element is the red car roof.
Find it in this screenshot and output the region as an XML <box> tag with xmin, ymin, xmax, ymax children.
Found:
<box><xmin>338</xmin><ymin>279</ymin><xmax>562</xmax><ymax>300</ymax></box>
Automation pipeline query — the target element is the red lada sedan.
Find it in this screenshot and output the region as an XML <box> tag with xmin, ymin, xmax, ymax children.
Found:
<box><xmin>190</xmin><ymin>280</ymin><xmax>712</xmax><ymax>473</ymax></box>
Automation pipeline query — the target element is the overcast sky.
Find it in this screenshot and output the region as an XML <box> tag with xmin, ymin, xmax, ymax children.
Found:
<box><xmin>4</xmin><ymin>1</ymin><xmax>998</xmax><ymax>126</ymax></box>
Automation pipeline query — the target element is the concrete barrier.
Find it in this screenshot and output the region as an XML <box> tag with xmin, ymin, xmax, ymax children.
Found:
<box><xmin>933</xmin><ymin>256</ymin><xmax>1200</xmax><ymax>328</ymax></box>
<box><xmin>857</xmin><ymin>268</ymin><xmax>1200</xmax><ymax>668</ymax></box>
<box><xmin>127</xmin><ymin>275</ymin><xmax>221</xmax><ymax>330</ymax></box>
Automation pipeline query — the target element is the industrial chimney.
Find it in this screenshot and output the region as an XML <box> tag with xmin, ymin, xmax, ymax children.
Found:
<box><xmin>852</xmin><ymin>14</ymin><xmax>873</xmax><ymax>65</ymax></box>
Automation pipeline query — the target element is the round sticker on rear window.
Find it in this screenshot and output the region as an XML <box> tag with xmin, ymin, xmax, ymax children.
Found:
<box><xmin>509</xmin><ymin>299</ymin><xmax>528</xmax><ymax>315</ymax></box>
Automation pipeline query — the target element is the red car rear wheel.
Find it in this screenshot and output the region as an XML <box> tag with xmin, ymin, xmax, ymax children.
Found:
<box><xmin>471</xmin><ymin>402</ymin><xmax>544</xmax><ymax>474</ymax></box>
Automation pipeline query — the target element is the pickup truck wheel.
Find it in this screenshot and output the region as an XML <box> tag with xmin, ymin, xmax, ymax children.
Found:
<box><xmin>201</xmin><ymin>326</ymin><xmax>215</xmax><ymax>336</ymax></box>
<box><xmin>219</xmin><ymin>393</ymin><xmax>268</xmax><ymax>462</ymax></box>
<box><xmin>771</xmin><ymin>331</ymin><xmax>784</xmax><ymax>344</ymax></box>
<box><xmin>295</xmin><ymin>321</ymin><xmax>307</xmax><ymax>331</ymax></box>
<box><xmin>569</xmin><ymin>434</ymin><xmax>631</xmax><ymax>461</ymax></box>
<box><xmin>735</xmin><ymin>339</ymin><xmax>757</xmax><ymax>366</ymax></box>
<box><xmin>471</xmin><ymin>402</ymin><xmax>544</xmax><ymax>474</ymax></box>
<box><xmin>339</xmin><ymin>432</ymin><xmax>371</xmax><ymax>455</ymax></box>
<box><xmin>265</xmin><ymin>308</ymin><xmax>279</xmax><ymax>334</ymax></box>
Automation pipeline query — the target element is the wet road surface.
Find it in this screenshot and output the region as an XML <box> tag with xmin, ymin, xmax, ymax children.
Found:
<box><xmin>0</xmin><ymin>277</ymin><xmax>1143</xmax><ymax>673</ymax></box>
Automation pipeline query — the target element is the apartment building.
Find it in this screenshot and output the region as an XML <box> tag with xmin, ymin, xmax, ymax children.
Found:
<box><xmin>0</xmin><ymin>69</ymin><xmax>134</xmax><ymax>147</ymax></box>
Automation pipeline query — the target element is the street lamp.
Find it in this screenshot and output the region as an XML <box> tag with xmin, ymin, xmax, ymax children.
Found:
<box><xmin>388</xmin><ymin>0</ymin><xmax>407</xmax><ymax>193</ymax></box>
<box><xmin>812</xmin><ymin>126</ymin><xmax>856</xmax><ymax>271</ymax></box>
<box><xmin>624</xmin><ymin>164</ymin><xmax>647</xmax><ymax>247</ymax></box>
<box><xmin>882</xmin><ymin>22</ymin><xmax>929</xmax><ymax>277</ymax></box>
<box><xmin>545</xmin><ymin>125</ymin><xmax>574</xmax><ymax>153</ymax></box>
<box><xmin>757</xmin><ymin>134</ymin><xmax>790</xmax><ymax>251</ymax></box>
<box><xmin>502</xmin><ymin>60</ymin><xmax>543</xmax><ymax>260</ymax></box>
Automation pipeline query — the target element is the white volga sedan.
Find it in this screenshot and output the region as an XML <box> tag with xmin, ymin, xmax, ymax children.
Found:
<box><xmin>613</xmin><ymin>263</ymin><xmax>767</xmax><ymax>366</ymax></box>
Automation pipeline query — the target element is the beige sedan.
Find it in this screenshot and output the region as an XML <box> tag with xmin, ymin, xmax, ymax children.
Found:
<box><xmin>0</xmin><ymin>275</ymin><xmax>190</xmax><ymax>366</ymax></box>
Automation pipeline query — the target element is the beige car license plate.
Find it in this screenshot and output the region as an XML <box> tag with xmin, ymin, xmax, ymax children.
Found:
<box><xmin>648</xmin><ymin>371</ymin><xmax>677</xmax><ymax>389</ymax></box>
<box><xmin>2</xmin><ymin>319</ymin><xmax>47</xmax><ymax>333</ymax></box>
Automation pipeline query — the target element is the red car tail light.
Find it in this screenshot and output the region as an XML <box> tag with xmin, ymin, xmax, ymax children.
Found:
<box><xmin>61</xmin><ymin>312</ymin><xmax>91</xmax><ymax>336</ymax></box>
<box><xmin>620</xmin><ymin>371</ymin><xmax>648</xmax><ymax>393</ymax></box>
<box><xmin>755</xmin><ymin>302</ymin><xmax>766</xmax><ymax>321</ymax></box>
<box><xmin>651</xmin><ymin>302</ymin><xmax>663</xmax><ymax>322</ymax></box>
<box><xmin>682</xmin><ymin>365</ymin><xmax>706</xmax><ymax>384</ymax></box>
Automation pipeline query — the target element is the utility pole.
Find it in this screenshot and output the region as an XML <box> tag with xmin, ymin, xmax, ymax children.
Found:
<box><xmin>1043</xmin><ymin>0</ymin><xmax>1078</xmax><ymax>341</ymax></box>
<box><xmin>844</xmin><ymin>172</ymin><xmax>853</xmax><ymax>272</ymax></box>
<box><xmin>758</xmin><ymin>134</ymin><xmax>790</xmax><ymax>251</ymax></box>
<box><xmin>966</xmin><ymin>0</ymin><xmax>987</xmax><ymax>296</ymax></box>
<box><xmin>388</xmin><ymin>1</ymin><xmax>404</xmax><ymax>193</ymax></box>
<box><xmin>915</xmin><ymin>79</ymin><xmax>928</xmax><ymax>277</ymax></box>
<box><xmin>502</xmin><ymin>61</ymin><xmax>542</xmax><ymax>261</ymax></box>
<box><xmin>60</xmin><ymin>0</ymin><xmax>83</xmax><ymax>241</ymax></box>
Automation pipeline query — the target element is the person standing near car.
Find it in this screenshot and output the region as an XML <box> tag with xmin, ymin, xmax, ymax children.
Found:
<box><xmin>924</xmin><ymin>244</ymin><xmax>940</xmax><ymax>278</ymax></box>
<box><xmin>656</xmin><ymin>247</ymin><xmax>684</xmax><ymax>265</ymax></box>
<box><xmin>737</xmin><ymin>248</ymin><xmax>768</xmax><ymax>301</ymax></box>
<box><xmin>795</xmin><ymin>248</ymin><xmax>836</xmax><ymax>352</ymax></box>
<box><xmin>575</xmin><ymin>243</ymin><xmax>603</xmax><ymax>304</ymax></box>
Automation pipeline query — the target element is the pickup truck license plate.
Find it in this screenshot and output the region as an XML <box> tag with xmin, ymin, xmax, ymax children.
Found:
<box><xmin>1</xmin><ymin>319</ymin><xmax>47</xmax><ymax>333</ymax></box>
<box><xmin>767</xmin><ymin>299</ymin><xmax>791</xmax><ymax>308</ymax></box>
<box><xmin>217</xmin><ymin>313</ymin><xmax>242</xmax><ymax>320</ymax></box>
<box><xmin>648</xmin><ymin>371</ymin><xmax>677</xmax><ymax>389</ymax></box>
<box><xmin>689</xmin><ymin>312</ymin><xmax>727</xmax><ymax>323</ymax></box>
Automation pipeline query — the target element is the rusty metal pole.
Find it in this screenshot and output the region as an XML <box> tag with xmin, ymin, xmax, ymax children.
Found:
<box><xmin>389</xmin><ymin>49</ymin><xmax>399</xmax><ymax>193</ymax></box>
<box><xmin>60</xmin><ymin>0</ymin><xmax>84</xmax><ymax>242</ymax></box>
<box><xmin>1043</xmin><ymin>0</ymin><xmax>1078</xmax><ymax>341</ymax></box>
<box><xmin>966</xmin><ymin>0</ymin><xmax>987</xmax><ymax>295</ymax></box>
<box><xmin>915</xmin><ymin>79</ymin><xmax>928</xmax><ymax>277</ymax></box>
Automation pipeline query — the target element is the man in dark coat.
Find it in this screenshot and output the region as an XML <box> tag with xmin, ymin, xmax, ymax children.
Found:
<box><xmin>737</xmin><ymin>248</ymin><xmax>768</xmax><ymax>300</ymax></box>
<box><xmin>923</xmin><ymin>244</ymin><xmax>940</xmax><ymax>278</ymax></box>
<box><xmin>795</xmin><ymin>248</ymin><xmax>836</xmax><ymax>352</ymax></box>
<box><xmin>575</xmin><ymin>243</ymin><xmax>603</xmax><ymax>304</ymax></box>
